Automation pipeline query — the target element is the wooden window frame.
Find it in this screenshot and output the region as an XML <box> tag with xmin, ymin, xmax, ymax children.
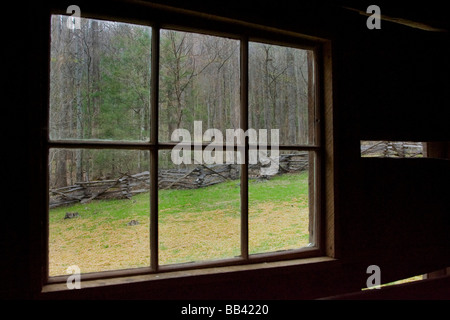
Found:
<box><xmin>34</xmin><ymin>1</ymin><xmax>335</xmax><ymax>292</ymax></box>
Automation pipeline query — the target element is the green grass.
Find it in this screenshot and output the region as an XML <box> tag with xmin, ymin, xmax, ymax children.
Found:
<box><xmin>49</xmin><ymin>171</ymin><xmax>310</xmax><ymax>276</ymax></box>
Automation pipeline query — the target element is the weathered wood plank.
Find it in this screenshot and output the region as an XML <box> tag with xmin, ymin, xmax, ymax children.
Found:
<box><xmin>49</xmin><ymin>154</ymin><xmax>308</xmax><ymax>208</ymax></box>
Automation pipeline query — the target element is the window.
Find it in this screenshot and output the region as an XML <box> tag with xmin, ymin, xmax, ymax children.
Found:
<box><xmin>46</xmin><ymin>11</ymin><xmax>324</xmax><ymax>282</ymax></box>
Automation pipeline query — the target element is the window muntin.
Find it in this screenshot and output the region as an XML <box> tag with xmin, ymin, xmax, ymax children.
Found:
<box><xmin>47</xmin><ymin>14</ymin><xmax>322</xmax><ymax>279</ymax></box>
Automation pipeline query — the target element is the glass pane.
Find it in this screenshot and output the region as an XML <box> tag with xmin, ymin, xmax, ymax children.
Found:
<box><xmin>158</xmin><ymin>150</ymin><xmax>240</xmax><ymax>265</ymax></box>
<box><xmin>49</xmin><ymin>15</ymin><xmax>151</xmax><ymax>141</ymax></box>
<box><xmin>249</xmin><ymin>42</ymin><xmax>314</xmax><ymax>145</ymax></box>
<box><xmin>249</xmin><ymin>150</ymin><xmax>313</xmax><ymax>255</ymax></box>
<box><xmin>159</xmin><ymin>29</ymin><xmax>240</xmax><ymax>143</ymax></box>
<box><xmin>48</xmin><ymin>148</ymin><xmax>150</xmax><ymax>276</ymax></box>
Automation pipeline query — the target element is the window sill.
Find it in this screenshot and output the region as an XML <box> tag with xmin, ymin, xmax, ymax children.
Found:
<box><xmin>41</xmin><ymin>256</ymin><xmax>336</xmax><ymax>295</ymax></box>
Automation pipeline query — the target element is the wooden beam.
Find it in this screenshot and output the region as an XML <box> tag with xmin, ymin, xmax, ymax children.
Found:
<box><xmin>240</xmin><ymin>36</ymin><xmax>249</xmax><ymax>260</ymax></box>
<box><xmin>342</xmin><ymin>6</ymin><xmax>448</xmax><ymax>32</ymax></box>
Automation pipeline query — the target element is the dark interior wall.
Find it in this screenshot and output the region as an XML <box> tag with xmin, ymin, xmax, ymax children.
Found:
<box><xmin>326</xmin><ymin>8</ymin><xmax>450</xmax><ymax>285</ymax></box>
<box><xmin>2</xmin><ymin>0</ymin><xmax>449</xmax><ymax>299</ymax></box>
<box><xmin>356</xmin><ymin>33</ymin><xmax>450</xmax><ymax>141</ymax></box>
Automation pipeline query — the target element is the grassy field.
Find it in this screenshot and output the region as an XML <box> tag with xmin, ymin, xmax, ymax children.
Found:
<box><xmin>49</xmin><ymin>171</ymin><xmax>310</xmax><ymax>276</ymax></box>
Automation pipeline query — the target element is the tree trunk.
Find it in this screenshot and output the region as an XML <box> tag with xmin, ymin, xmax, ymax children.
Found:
<box><xmin>90</xmin><ymin>19</ymin><xmax>101</xmax><ymax>138</ymax></box>
<box><xmin>54</xmin><ymin>150</ymin><xmax>68</xmax><ymax>188</ymax></box>
<box><xmin>307</xmin><ymin>50</ymin><xmax>315</xmax><ymax>145</ymax></box>
<box><xmin>307</xmin><ymin>50</ymin><xmax>315</xmax><ymax>244</ymax></box>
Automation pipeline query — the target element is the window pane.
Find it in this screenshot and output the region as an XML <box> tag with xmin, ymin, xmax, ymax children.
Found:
<box><xmin>49</xmin><ymin>16</ymin><xmax>151</xmax><ymax>141</ymax></box>
<box><xmin>360</xmin><ymin>141</ymin><xmax>424</xmax><ymax>158</ymax></box>
<box><xmin>48</xmin><ymin>148</ymin><xmax>150</xmax><ymax>276</ymax></box>
<box><xmin>249</xmin><ymin>150</ymin><xmax>313</xmax><ymax>255</ymax></box>
<box><xmin>159</xmin><ymin>29</ymin><xmax>240</xmax><ymax>143</ymax></box>
<box><xmin>158</xmin><ymin>150</ymin><xmax>241</xmax><ymax>265</ymax></box>
<box><xmin>249</xmin><ymin>42</ymin><xmax>314</xmax><ymax>145</ymax></box>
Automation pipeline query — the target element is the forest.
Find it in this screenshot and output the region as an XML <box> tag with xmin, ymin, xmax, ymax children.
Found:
<box><xmin>49</xmin><ymin>15</ymin><xmax>313</xmax><ymax>188</ymax></box>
